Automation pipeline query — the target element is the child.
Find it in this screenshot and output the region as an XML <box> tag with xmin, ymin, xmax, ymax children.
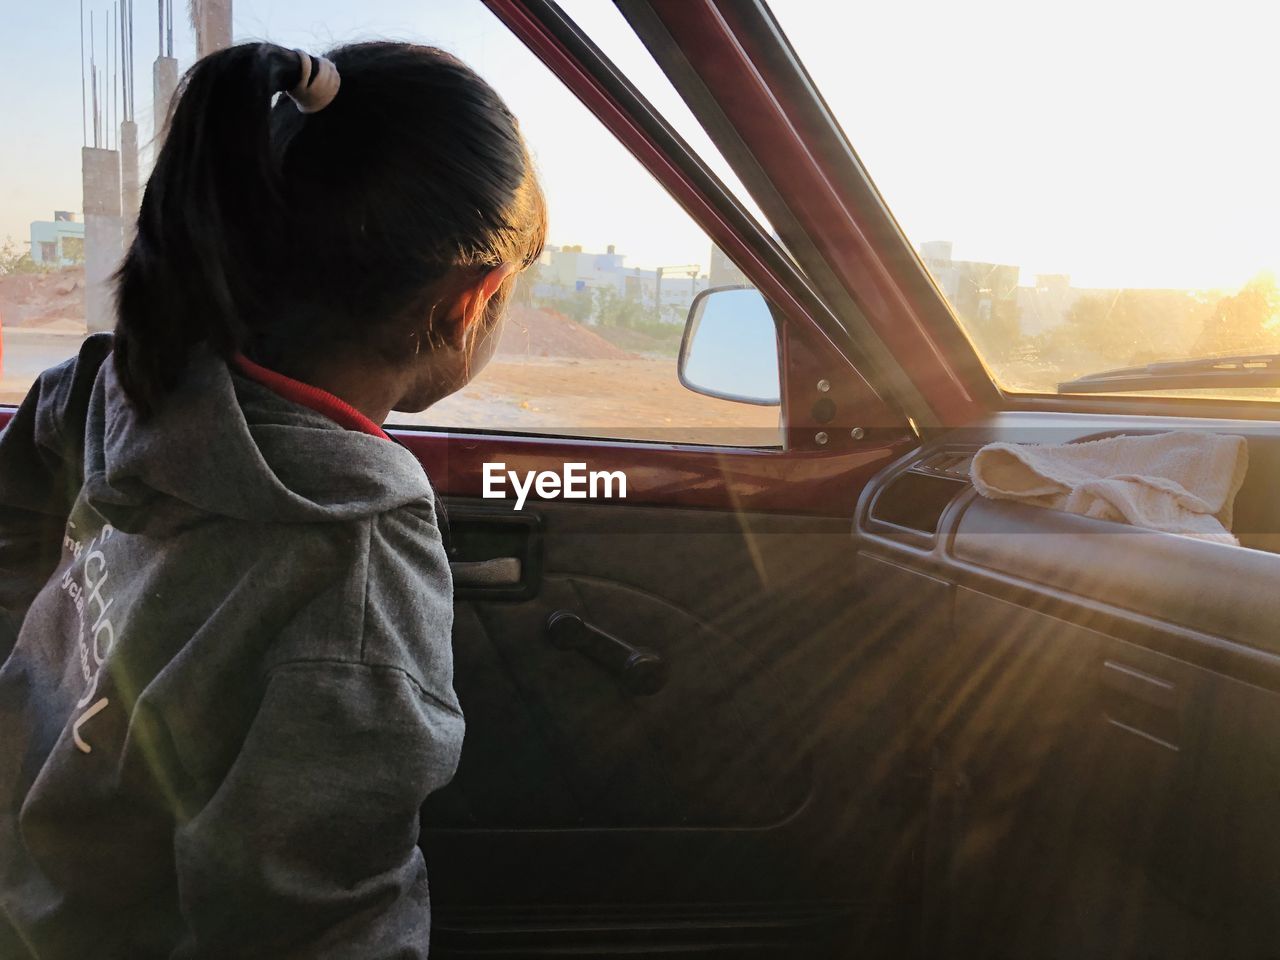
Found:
<box><xmin>0</xmin><ymin>41</ymin><xmax>544</xmax><ymax>958</ymax></box>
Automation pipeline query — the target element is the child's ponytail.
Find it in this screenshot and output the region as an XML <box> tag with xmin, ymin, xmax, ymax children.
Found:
<box><xmin>115</xmin><ymin>43</ymin><xmax>305</xmax><ymax>414</ymax></box>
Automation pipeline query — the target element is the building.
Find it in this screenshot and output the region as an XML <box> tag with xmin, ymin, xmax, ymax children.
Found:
<box><xmin>919</xmin><ymin>240</ymin><xmax>954</xmax><ymax>264</ymax></box>
<box><xmin>29</xmin><ymin>212</ymin><xmax>86</xmax><ymax>267</ymax></box>
<box><xmin>533</xmin><ymin>243</ymin><xmax>712</xmax><ymax>325</ymax></box>
<box><xmin>920</xmin><ymin>241</ymin><xmax>1021</xmax><ymax>350</ymax></box>
<box><xmin>1017</xmin><ymin>274</ymin><xmax>1085</xmax><ymax>337</ymax></box>
<box><xmin>709</xmin><ymin>243</ymin><xmax>748</xmax><ymax>286</ymax></box>
<box><xmin>538</xmin><ymin>244</ymin><xmax>627</xmax><ymax>291</ymax></box>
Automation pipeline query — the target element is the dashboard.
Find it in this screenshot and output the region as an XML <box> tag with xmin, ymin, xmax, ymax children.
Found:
<box><xmin>850</xmin><ymin>411</ymin><xmax>1280</xmax><ymax>950</ymax></box>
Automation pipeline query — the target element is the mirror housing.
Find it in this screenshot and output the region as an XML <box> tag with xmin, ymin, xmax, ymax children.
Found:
<box><xmin>678</xmin><ymin>286</ymin><xmax>781</xmax><ymax>405</ymax></box>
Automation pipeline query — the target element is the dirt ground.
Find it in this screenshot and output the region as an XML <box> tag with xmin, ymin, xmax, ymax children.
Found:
<box><xmin>393</xmin><ymin>356</ymin><xmax>782</xmax><ymax>446</ymax></box>
<box><xmin>0</xmin><ymin>268</ymin><xmax>85</xmax><ymax>329</ymax></box>
<box><xmin>0</xmin><ymin>333</ymin><xmax>780</xmax><ymax>446</ymax></box>
<box><xmin>497</xmin><ymin>305</ymin><xmax>634</xmax><ymax>361</ymax></box>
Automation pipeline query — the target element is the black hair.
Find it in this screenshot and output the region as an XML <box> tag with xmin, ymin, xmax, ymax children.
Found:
<box><xmin>114</xmin><ymin>41</ymin><xmax>546</xmax><ymax>414</ymax></box>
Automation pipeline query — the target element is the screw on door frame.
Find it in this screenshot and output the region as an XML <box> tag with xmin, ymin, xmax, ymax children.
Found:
<box><xmin>850</xmin><ymin>426</ymin><xmax>866</xmax><ymax>440</ymax></box>
<box><xmin>816</xmin><ymin>379</ymin><xmax>831</xmax><ymax>393</ymax></box>
<box><xmin>815</xmin><ymin>431</ymin><xmax>830</xmax><ymax>445</ymax></box>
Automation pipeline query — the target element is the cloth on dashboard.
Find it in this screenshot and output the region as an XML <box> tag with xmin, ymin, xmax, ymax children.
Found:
<box><xmin>969</xmin><ymin>431</ymin><xmax>1249</xmax><ymax>544</ymax></box>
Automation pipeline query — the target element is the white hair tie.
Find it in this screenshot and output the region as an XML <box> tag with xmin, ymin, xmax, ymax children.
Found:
<box><xmin>289</xmin><ymin>50</ymin><xmax>341</xmax><ymax>114</ymax></box>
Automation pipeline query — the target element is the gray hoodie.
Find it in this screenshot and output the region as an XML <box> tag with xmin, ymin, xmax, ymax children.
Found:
<box><xmin>0</xmin><ymin>335</ymin><xmax>463</xmax><ymax>958</ymax></box>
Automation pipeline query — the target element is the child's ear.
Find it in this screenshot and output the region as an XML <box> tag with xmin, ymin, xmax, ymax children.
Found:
<box><xmin>436</xmin><ymin>263</ymin><xmax>519</xmax><ymax>350</ymax></box>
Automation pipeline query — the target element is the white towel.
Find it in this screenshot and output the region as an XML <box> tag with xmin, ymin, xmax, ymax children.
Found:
<box><xmin>970</xmin><ymin>431</ymin><xmax>1249</xmax><ymax>544</ymax></box>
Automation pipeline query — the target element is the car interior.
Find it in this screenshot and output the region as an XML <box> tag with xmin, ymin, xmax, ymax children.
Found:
<box><xmin>407</xmin><ymin>3</ymin><xmax>1280</xmax><ymax>957</ymax></box>
<box><xmin>414</xmin><ymin>420</ymin><xmax>1280</xmax><ymax>959</ymax></box>
<box><xmin>5</xmin><ymin>0</ymin><xmax>1279</xmax><ymax>957</ymax></box>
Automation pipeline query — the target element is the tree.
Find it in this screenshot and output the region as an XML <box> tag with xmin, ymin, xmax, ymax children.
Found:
<box><xmin>0</xmin><ymin>237</ymin><xmax>50</xmax><ymax>276</ymax></box>
<box><xmin>1040</xmin><ymin>288</ymin><xmax>1209</xmax><ymax>369</ymax></box>
<box><xmin>512</xmin><ymin>260</ymin><xmax>539</xmax><ymax>307</ymax></box>
<box><xmin>1193</xmin><ymin>273</ymin><xmax>1280</xmax><ymax>357</ymax></box>
<box><xmin>591</xmin><ymin>284</ymin><xmax>646</xmax><ymax>329</ymax></box>
<box><xmin>659</xmin><ymin>301</ymin><xmax>687</xmax><ymax>326</ymax></box>
<box><xmin>532</xmin><ymin>286</ymin><xmax>592</xmax><ymax>323</ymax></box>
<box><xmin>60</xmin><ymin>236</ymin><xmax>85</xmax><ymax>265</ymax></box>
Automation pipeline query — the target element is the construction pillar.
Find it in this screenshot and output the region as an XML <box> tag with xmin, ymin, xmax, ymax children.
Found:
<box><xmin>82</xmin><ymin>147</ymin><xmax>124</xmax><ymax>334</ymax></box>
<box><xmin>120</xmin><ymin>120</ymin><xmax>140</xmax><ymax>217</ymax></box>
<box><xmin>196</xmin><ymin>0</ymin><xmax>232</xmax><ymax>57</ymax></box>
<box><xmin>153</xmin><ymin>55</ymin><xmax>178</xmax><ymax>137</ymax></box>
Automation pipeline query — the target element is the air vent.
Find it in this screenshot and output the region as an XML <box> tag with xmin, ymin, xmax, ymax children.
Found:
<box><xmin>869</xmin><ymin>471</ymin><xmax>969</xmax><ymax>535</ymax></box>
<box><xmin>916</xmin><ymin>450</ymin><xmax>976</xmax><ymax>481</ymax></box>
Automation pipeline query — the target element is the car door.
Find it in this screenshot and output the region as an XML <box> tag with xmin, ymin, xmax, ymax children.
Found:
<box><xmin>374</xmin><ymin>3</ymin><xmax>944</xmax><ymax>956</ymax></box>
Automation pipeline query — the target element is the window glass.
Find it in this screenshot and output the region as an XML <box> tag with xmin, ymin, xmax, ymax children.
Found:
<box><xmin>554</xmin><ymin>0</ymin><xmax>777</xmax><ymax>239</ymax></box>
<box><xmin>769</xmin><ymin>0</ymin><xmax>1280</xmax><ymax>402</ymax></box>
<box><xmin>1</xmin><ymin>0</ymin><xmax>781</xmax><ymax>446</ymax></box>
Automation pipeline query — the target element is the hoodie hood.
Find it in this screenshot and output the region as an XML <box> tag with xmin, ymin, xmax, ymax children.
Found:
<box><xmin>81</xmin><ymin>344</ymin><xmax>434</xmax><ymax>524</ymax></box>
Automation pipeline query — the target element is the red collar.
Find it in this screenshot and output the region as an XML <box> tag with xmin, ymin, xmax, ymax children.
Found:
<box><xmin>231</xmin><ymin>354</ymin><xmax>392</xmax><ymax>442</ymax></box>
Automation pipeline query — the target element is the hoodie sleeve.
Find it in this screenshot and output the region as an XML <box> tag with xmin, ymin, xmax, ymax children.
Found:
<box><xmin>172</xmin><ymin>659</ymin><xmax>464</xmax><ymax>959</ymax></box>
<box><xmin>0</xmin><ymin>334</ymin><xmax>112</xmax><ymax>659</ymax></box>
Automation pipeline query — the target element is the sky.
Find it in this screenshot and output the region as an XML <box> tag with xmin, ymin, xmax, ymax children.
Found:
<box><xmin>3</xmin><ymin>0</ymin><xmax>1278</xmax><ymax>290</ymax></box>
<box><xmin>771</xmin><ymin>0</ymin><xmax>1280</xmax><ymax>291</ymax></box>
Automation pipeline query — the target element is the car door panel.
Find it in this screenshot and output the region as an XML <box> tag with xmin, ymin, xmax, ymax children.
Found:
<box><xmin>387</xmin><ymin>11</ymin><xmax>924</xmax><ymax>936</ymax></box>
<box><xmin>437</xmin><ymin>566</ymin><xmax>808</xmax><ymax>830</ymax></box>
<box><xmin>420</xmin><ymin>496</ymin><xmax>932</xmax><ymax>957</ymax></box>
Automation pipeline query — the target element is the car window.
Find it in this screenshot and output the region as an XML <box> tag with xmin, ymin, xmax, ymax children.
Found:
<box><xmin>554</xmin><ymin>0</ymin><xmax>778</xmax><ymax>245</ymax></box>
<box><xmin>768</xmin><ymin>0</ymin><xmax>1280</xmax><ymax>403</ymax></box>
<box><xmin>0</xmin><ymin>0</ymin><xmax>782</xmax><ymax>447</ymax></box>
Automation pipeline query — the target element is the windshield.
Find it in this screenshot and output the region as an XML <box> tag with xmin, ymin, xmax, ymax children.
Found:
<box><xmin>768</xmin><ymin>0</ymin><xmax>1280</xmax><ymax>402</ymax></box>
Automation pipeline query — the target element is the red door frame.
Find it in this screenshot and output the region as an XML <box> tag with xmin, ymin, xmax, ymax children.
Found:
<box><xmin>630</xmin><ymin>0</ymin><xmax>997</xmax><ymax>427</ymax></box>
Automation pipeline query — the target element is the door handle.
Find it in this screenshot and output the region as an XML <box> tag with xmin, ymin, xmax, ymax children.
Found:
<box><xmin>450</xmin><ymin>557</ymin><xmax>523</xmax><ymax>588</ymax></box>
<box><xmin>546</xmin><ymin>610</ymin><xmax>668</xmax><ymax>696</ymax></box>
<box><xmin>442</xmin><ymin>502</ymin><xmax>541</xmax><ymax>601</ymax></box>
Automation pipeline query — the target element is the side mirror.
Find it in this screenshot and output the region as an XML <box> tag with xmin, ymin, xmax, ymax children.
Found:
<box><xmin>678</xmin><ymin>286</ymin><xmax>781</xmax><ymax>405</ymax></box>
